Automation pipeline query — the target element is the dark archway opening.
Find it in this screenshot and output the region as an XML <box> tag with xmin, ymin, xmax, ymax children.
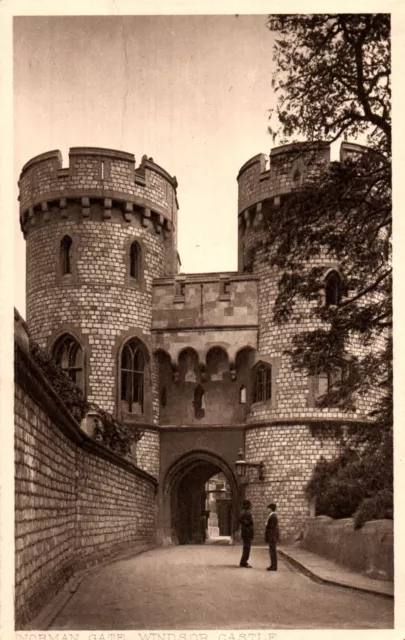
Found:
<box><xmin>164</xmin><ymin>452</ymin><xmax>240</xmax><ymax>545</ymax></box>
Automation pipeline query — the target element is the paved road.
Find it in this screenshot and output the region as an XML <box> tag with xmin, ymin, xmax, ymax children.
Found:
<box><xmin>50</xmin><ymin>545</ymin><xmax>393</xmax><ymax>630</ymax></box>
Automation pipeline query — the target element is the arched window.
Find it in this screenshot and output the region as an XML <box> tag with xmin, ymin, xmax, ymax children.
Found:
<box><xmin>60</xmin><ymin>236</ymin><xmax>72</xmax><ymax>275</ymax></box>
<box><xmin>121</xmin><ymin>338</ymin><xmax>146</xmax><ymax>414</ymax></box>
<box><xmin>193</xmin><ymin>384</ymin><xmax>205</xmax><ymax>419</ymax></box>
<box><xmin>53</xmin><ymin>334</ymin><xmax>83</xmax><ymax>389</ymax></box>
<box><xmin>130</xmin><ymin>241</ymin><xmax>141</xmax><ymax>280</ymax></box>
<box><xmin>325</xmin><ymin>271</ymin><xmax>341</xmax><ymax>307</ymax></box>
<box><xmin>252</xmin><ymin>363</ymin><xmax>272</xmax><ymax>403</ymax></box>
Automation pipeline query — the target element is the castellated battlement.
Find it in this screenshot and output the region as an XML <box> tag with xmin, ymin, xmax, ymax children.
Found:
<box><xmin>152</xmin><ymin>272</ymin><xmax>258</xmax><ymax>332</ymax></box>
<box><xmin>18</xmin><ymin>147</ymin><xmax>179</xmax><ymax>235</ymax></box>
<box><xmin>237</xmin><ymin>140</ymin><xmax>366</xmax><ymax>215</ymax></box>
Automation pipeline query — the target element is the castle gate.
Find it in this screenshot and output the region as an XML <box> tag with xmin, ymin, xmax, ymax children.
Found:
<box><xmin>159</xmin><ymin>448</ymin><xmax>242</xmax><ymax>545</ymax></box>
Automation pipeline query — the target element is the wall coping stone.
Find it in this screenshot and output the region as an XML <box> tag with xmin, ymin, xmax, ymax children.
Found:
<box><xmin>305</xmin><ymin>515</ymin><xmax>393</xmax><ymax>529</ymax></box>
<box><xmin>69</xmin><ymin>146</ymin><xmax>135</xmax><ymax>162</ymax></box>
<box><xmin>153</xmin><ymin>272</ymin><xmax>259</xmax><ymax>285</ymax></box>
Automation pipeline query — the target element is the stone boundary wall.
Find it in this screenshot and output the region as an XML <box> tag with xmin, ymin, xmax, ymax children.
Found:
<box><xmin>302</xmin><ymin>516</ymin><xmax>393</xmax><ymax>581</ymax></box>
<box><xmin>15</xmin><ymin>338</ymin><xmax>158</xmax><ymax>628</ymax></box>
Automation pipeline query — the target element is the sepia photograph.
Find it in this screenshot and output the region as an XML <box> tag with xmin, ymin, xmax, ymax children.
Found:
<box><xmin>5</xmin><ymin>4</ymin><xmax>398</xmax><ymax>634</ymax></box>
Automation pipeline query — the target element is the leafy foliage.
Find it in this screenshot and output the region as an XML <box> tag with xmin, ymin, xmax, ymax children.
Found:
<box><xmin>306</xmin><ymin>444</ymin><xmax>393</xmax><ymax>523</ymax></box>
<box><xmin>266</xmin><ymin>14</ymin><xmax>392</xmax><ymax>524</ymax></box>
<box><xmin>30</xmin><ymin>339</ymin><xmax>89</xmax><ymax>422</ymax></box>
<box><xmin>354</xmin><ymin>488</ymin><xmax>393</xmax><ymax>529</ymax></box>
<box><xmin>268</xmin><ymin>14</ymin><xmax>390</xmax><ymax>156</ymax></box>
<box><xmin>29</xmin><ymin>339</ymin><xmax>141</xmax><ymax>456</ymax></box>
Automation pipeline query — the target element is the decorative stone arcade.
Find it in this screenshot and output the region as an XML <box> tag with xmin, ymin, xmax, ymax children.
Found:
<box><xmin>159</xmin><ymin>450</ymin><xmax>241</xmax><ymax>545</ymax></box>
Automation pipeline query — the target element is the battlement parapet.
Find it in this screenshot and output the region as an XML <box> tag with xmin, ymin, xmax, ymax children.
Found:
<box><xmin>152</xmin><ymin>272</ymin><xmax>258</xmax><ymax>330</ymax></box>
<box><xmin>18</xmin><ymin>147</ymin><xmax>179</xmax><ymax>231</ymax></box>
<box><xmin>237</xmin><ymin>141</ymin><xmax>332</xmax><ymax>214</ymax></box>
<box><xmin>339</xmin><ymin>141</ymin><xmax>369</xmax><ymax>162</ymax></box>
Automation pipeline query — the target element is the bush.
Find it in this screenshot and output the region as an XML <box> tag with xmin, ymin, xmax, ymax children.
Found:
<box><xmin>306</xmin><ymin>450</ymin><xmax>360</xmax><ymax>518</ymax></box>
<box><xmin>306</xmin><ymin>447</ymin><xmax>393</xmax><ymax>524</ymax></box>
<box><xmin>354</xmin><ymin>488</ymin><xmax>393</xmax><ymax>529</ymax></box>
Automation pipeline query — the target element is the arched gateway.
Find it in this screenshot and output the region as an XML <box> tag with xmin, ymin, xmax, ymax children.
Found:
<box><xmin>160</xmin><ymin>450</ymin><xmax>240</xmax><ymax>545</ymax></box>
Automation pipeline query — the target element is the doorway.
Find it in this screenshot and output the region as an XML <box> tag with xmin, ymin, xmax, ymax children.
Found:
<box><xmin>163</xmin><ymin>451</ymin><xmax>240</xmax><ymax>545</ymax></box>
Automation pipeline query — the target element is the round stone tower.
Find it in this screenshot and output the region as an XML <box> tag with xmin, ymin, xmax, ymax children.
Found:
<box><xmin>19</xmin><ymin>147</ymin><xmax>179</xmax><ymax>477</ymax></box>
<box><xmin>237</xmin><ymin>142</ymin><xmax>370</xmax><ymax>537</ymax></box>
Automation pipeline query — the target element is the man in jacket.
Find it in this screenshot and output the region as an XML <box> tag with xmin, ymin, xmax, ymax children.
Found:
<box><xmin>265</xmin><ymin>502</ymin><xmax>280</xmax><ymax>571</ymax></box>
<box><xmin>239</xmin><ymin>499</ymin><xmax>254</xmax><ymax>568</ymax></box>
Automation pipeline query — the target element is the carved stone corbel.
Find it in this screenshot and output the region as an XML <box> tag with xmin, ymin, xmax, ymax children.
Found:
<box><xmin>59</xmin><ymin>198</ymin><xmax>68</xmax><ymax>219</ymax></box>
<box><xmin>81</xmin><ymin>197</ymin><xmax>90</xmax><ymax>218</ymax></box>
<box><xmin>142</xmin><ymin>207</ymin><xmax>151</xmax><ymax>228</ymax></box>
<box><xmin>103</xmin><ymin>198</ymin><xmax>112</xmax><ymax>219</ymax></box>
<box><xmin>124</xmin><ymin>201</ymin><xmax>133</xmax><ymax>222</ymax></box>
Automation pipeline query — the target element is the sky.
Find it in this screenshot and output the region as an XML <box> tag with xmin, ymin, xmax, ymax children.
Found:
<box><xmin>13</xmin><ymin>14</ymin><xmax>278</xmax><ymax>314</ymax></box>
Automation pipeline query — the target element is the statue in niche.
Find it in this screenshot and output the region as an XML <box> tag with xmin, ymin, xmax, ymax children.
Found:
<box><xmin>207</xmin><ymin>348</ymin><xmax>229</xmax><ymax>382</ymax></box>
<box><xmin>185</xmin><ymin>368</ymin><xmax>197</xmax><ymax>383</ymax></box>
<box><xmin>179</xmin><ymin>350</ymin><xmax>199</xmax><ymax>383</ymax></box>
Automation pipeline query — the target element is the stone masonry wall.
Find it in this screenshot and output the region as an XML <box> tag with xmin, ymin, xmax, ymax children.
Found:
<box><xmin>135</xmin><ymin>428</ymin><xmax>160</xmax><ymax>477</ymax></box>
<box><xmin>241</xmin><ymin>233</ymin><xmax>373</xmax><ymax>421</ymax></box>
<box><xmin>244</xmin><ymin>423</ymin><xmax>342</xmax><ymax>540</ymax></box>
<box><xmin>237</xmin><ymin>142</ymin><xmax>377</xmax><ymax>422</ymax></box>
<box><xmin>15</xmin><ymin>383</ymin><xmax>77</xmax><ymax>627</ymax></box>
<box><xmin>20</xmin><ymin>148</ymin><xmax>178</xmax><ymax>475</ymax></box>
<box><xmin>15</xmin><ymin>340</ymin><xmax>158</xmax><ymax>628</ymax></box>
<box><xmin>25</xmin><ymin>210</ymin><xmax>164</xmax><ymax>421</ymax></box>
<box><xmin>302</xmin><ymin>516</ymin><xmax>393</xmax><ymax>580</ymax></box>
<box><xmin>76</xmin><ymin>448</ymin><xmax>156</xmax><ymax>558</ymax></box>
<box><xmin>152</xmin><ymin>273</ymin><xmax>258</xmax><ymax>330</ymax></box>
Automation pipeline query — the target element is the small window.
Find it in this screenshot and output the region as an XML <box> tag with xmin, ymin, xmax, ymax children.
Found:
<box><xmin>239</xmin><ymin>385</ymin><xmax>247</xmax><ymax>404</ymax></box>
<box><xmin>121</xmin><ymin>338</ymin><xmax>146</xmax><ymax>414</ymax></box>
<box><xmin>220</xmin><ymin>279</ymin><xmax>231</xmax><ymax>296</ymax></box>
<box><xmin>252</xmin><ymin>364</ymin><xmax>272</xmax><ymax>403</ymax></box>
<box><xmin>60</xmin><ymin>236</ymin><xmax>72</xmax><ymax>275</ymax></box>
<box><xmin>325</xmin><ymin>271</ymin><xmax>341</xmax><ymax>307</ymax></box>
<box><xmin>101</xmin><ymin>160</ymin><xmax>105</xmax><ymax>180</ymax></box>
<box><xmin>316</xmin><ymin>365</ymin><xmax>344</xmax><ymax>400</ymax></box>
<box><xmin>53</xmin><ymin>334</ymin><xmax>83</xmax><ymax>389</ymax></box>
<box><xmin>193</xmin><ymin>384</ymin><xmax>205</xmax><ymax>419</ymax></box>
<box><xmin>174</xmin><ymin>280</ymin><xmax>186</xmax><ymax>298</ymax></box>
<box><xmin>130</xmin><ymin>242</ymin><xmax>141</xmax><ymax>280</ymax></box>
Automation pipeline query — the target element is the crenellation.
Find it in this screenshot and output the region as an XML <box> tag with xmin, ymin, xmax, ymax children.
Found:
<box><xmin>237</xmin><ymin>141</ymin><xmax>331</xmax><ymax>215</ymax></box>
<box><xmin>19</xmin><ymin>147</ymin><xmax>178</xmax><ymax>234</ymax></box>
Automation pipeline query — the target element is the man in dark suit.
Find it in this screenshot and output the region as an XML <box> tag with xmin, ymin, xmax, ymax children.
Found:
<box><xmin>265</xmin><ymin>502</ymin><xmax>280</xmax><ymax>571</ymax></box>
<box><xmin>239</xmin><ymin>499</ymin><xmax>254</xmax><ymax>568</ymax></box>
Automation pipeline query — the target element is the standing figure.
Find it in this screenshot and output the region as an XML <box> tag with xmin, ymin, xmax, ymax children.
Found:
<box><xmin>265</xmin><ymin>502</ymin><xmax>280</xmax><ymax>571</ymax></box>
<box><xmin>239</xmin><ymin>499</ymin><xmax>254</xmax><ymax>568</ymax></box>
<box><xmin>200</xmin><ymin>511</ymin><xmax>207</xmax><ymax>543</ymax></box>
